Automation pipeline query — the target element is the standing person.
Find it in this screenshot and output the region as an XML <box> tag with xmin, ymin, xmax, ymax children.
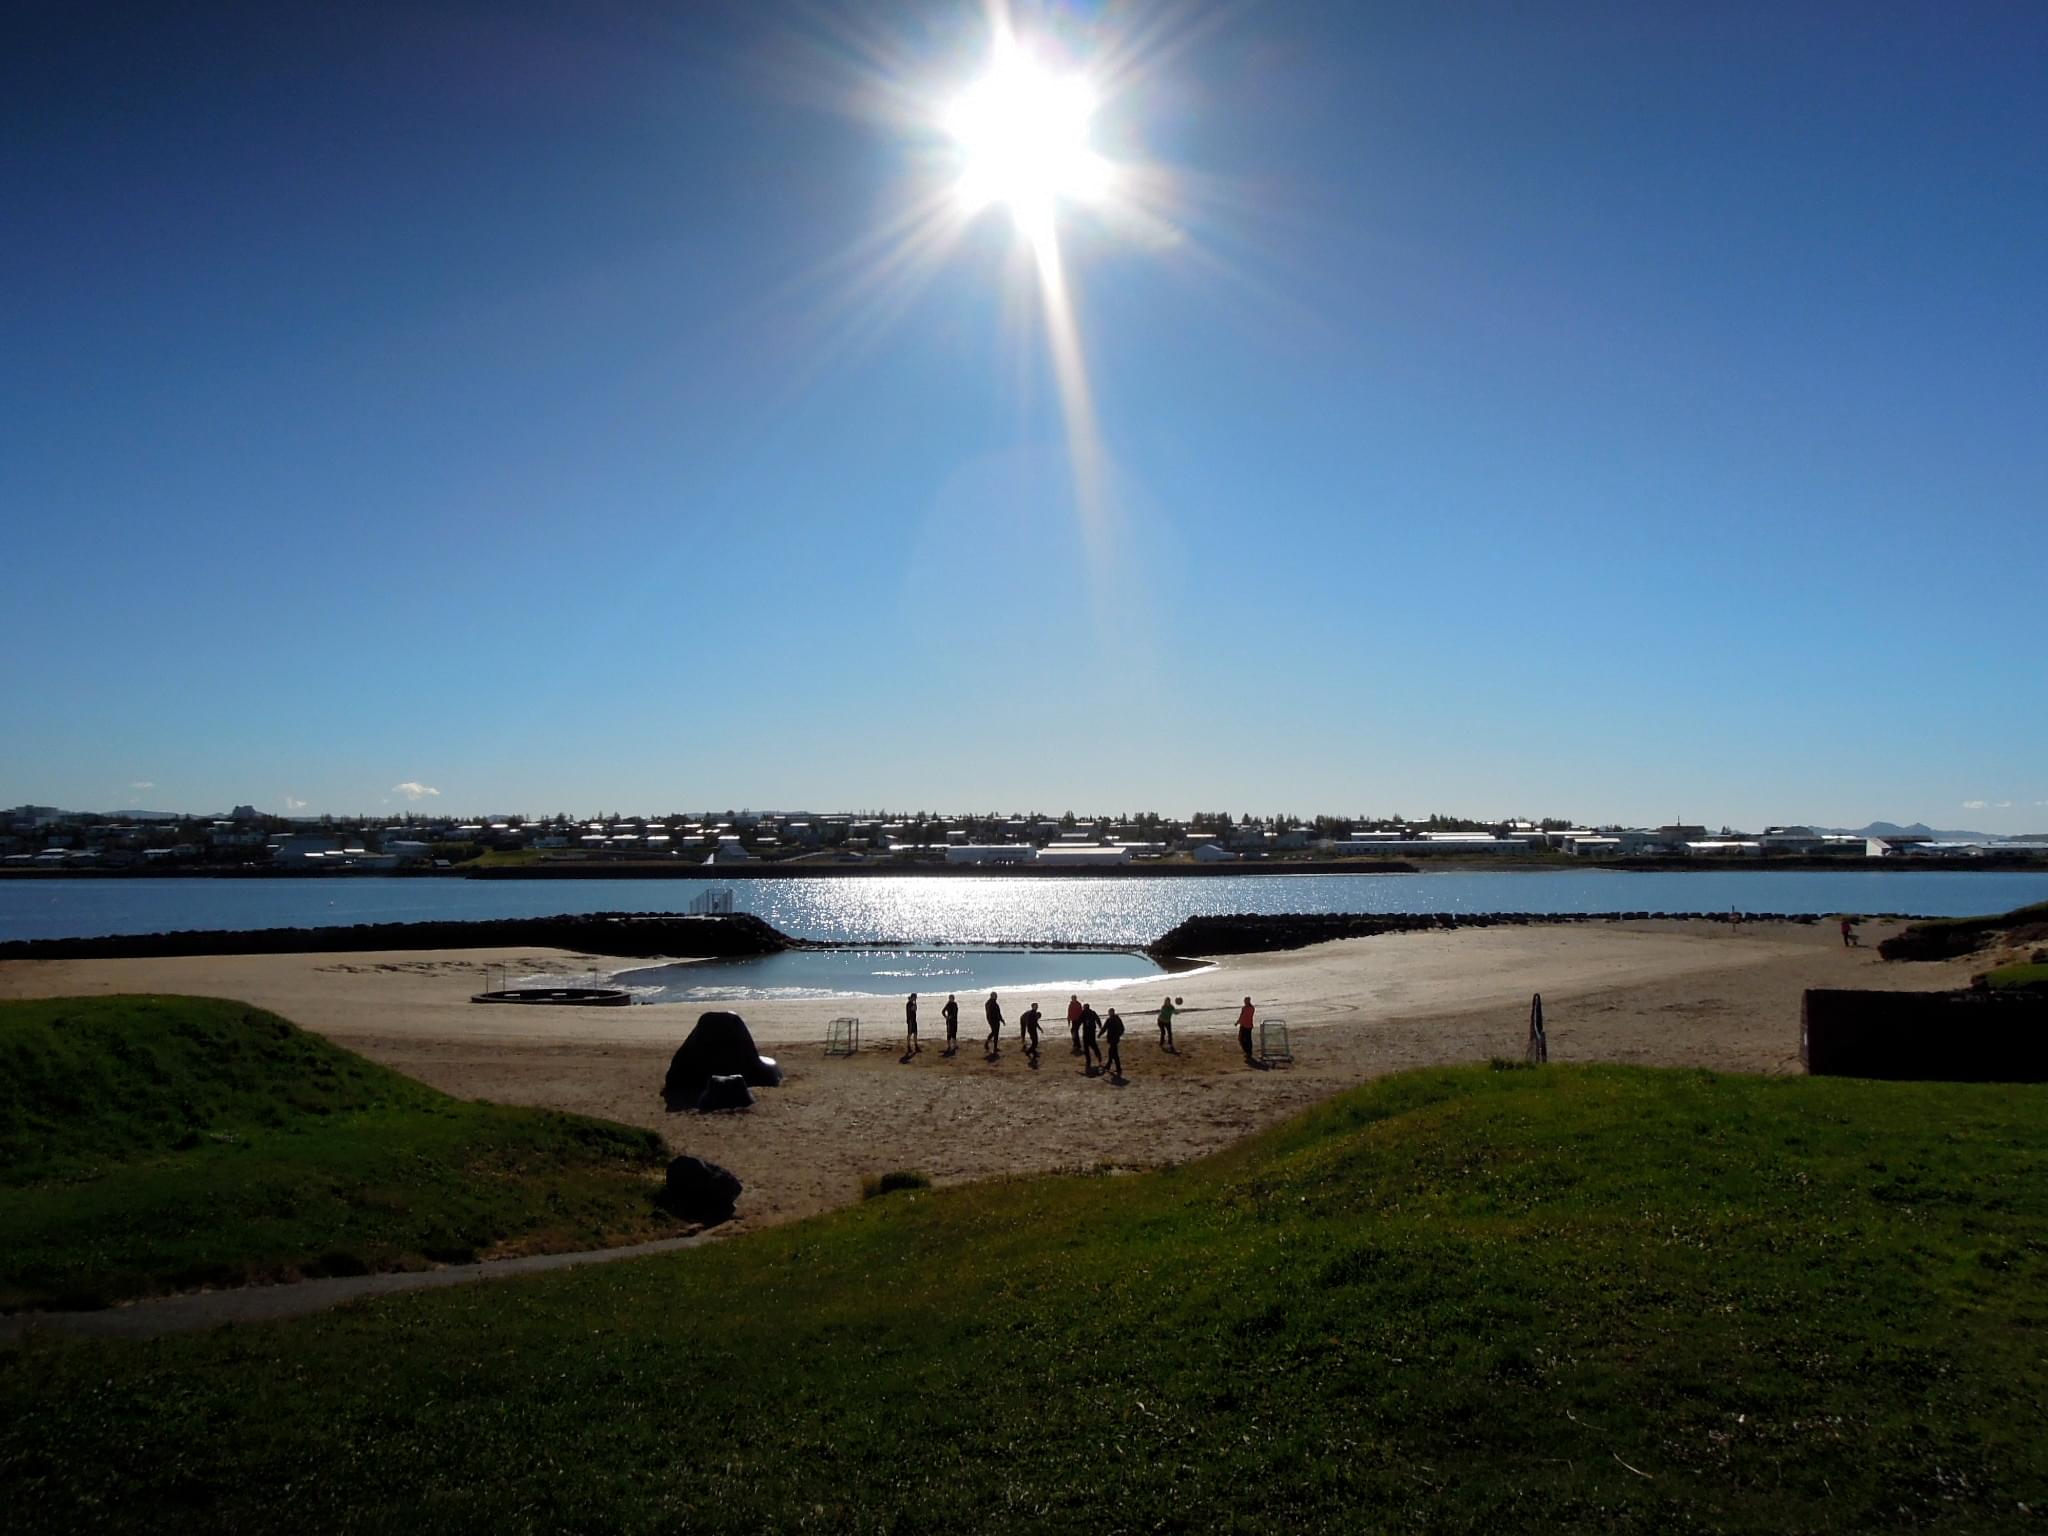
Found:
<box><xmin>1103</xmin><ymin>1007</ymin><xmax>1126</xmax><ymax>1078</ymax></box>
<box><xmin>1155</xmin><ymin>995</ymin><xmax>1177</xmax><ymax>1052</ymax></box>
<box><xmin>942</xmin><ymin>993</ymin><xmax>961</xmax><ymax>1056</ymax></box>
<box><xmin>1067</xmin><ymin>994</ymin><xmax>1083</xmax><ymax>1054</ymax></box>
<box><xmin>1840</xmin><ymin>916</ymin><xmax>1860</xmax><ymax>948</ymax></box>
<box><xmin>905</xmin><ymin>992</ymin><xmax>920</xmax><ymax>1055</ymax></box>
<box><xmin>1079</xmin><ymin>1001</ymin><xmax>1103</xmax><ymax>1072</ymax></box>
<box><xmin>984</xmin><ymin>991</ymin><xmax>1004</xmax><ymax>1056</ymax></box>
<box><xmin>1020</xmin><ymin>1001</ymin><xmax>1042</xmax><ymax>1060</ymax></box>
<box><xmin>1237</xmin><ymin>996</ymin><xmax>1257</xmax><ymax>1065</ymax></box>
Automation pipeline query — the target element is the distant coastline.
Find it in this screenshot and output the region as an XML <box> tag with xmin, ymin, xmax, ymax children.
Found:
<box><xmin>4</xmin><ymin>855</ymin><xmax>2046</xmax><ymax>880</ymax></box>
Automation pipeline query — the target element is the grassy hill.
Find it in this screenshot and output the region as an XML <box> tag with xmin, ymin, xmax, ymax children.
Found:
<box><xmin>0</xmin><ymin>996</ymin><xmax>679</xmax><ymax>1309</ymax></box>
<box><xmin>5</xmin><ymin>1062</ymin><xmax>2046</xmax><ymax>1530</ymax></box>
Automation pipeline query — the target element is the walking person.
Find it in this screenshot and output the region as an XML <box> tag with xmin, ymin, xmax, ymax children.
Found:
<box><xmin>1103</xmin><ymin>1007</ymin><xmax>1126</xmax><ymax>1078</ymax></box>
<box><xmin>1840</xmin><ymin>916</ymin><xmax>1860</xmax><ymax>948</ymax></box>
<box><xmin>1079</xmin><ymin>1001</ymin><xmax>1103</xmax><ymax>1073</ymax></box>
<box><xmin>1067</xmin><ymin>994</ymin><xmax>1083</xmax><ymax>1054</ymax></box>
<box><xmin>984</xmin><ymin>991</ymin><xmax>1004</xmax><ymax>1056</ymax></box>
<box><xmin>1237</xmin><ymin>996</ymin><xmax>1257</xmax><ymax>1066</ymax></box>
<box><xmin>1020</xmin><ymin>1001</ymin><xmax>1042</xmax><ymax>1060</ymax></box>
<box><xmin>905</xmin><ymin>992</ymin><xmax>920</xmax><ymax>1055</ymax></box>
<box><xmin>1155</xmin><ymin>995</ymin><xmax>1177</xmax><ymax>1052</ymax></box>
<box><xmin>942</xmin><ymin>993</ymin><xmax>961</xmax><ymax>1056</ymax></box>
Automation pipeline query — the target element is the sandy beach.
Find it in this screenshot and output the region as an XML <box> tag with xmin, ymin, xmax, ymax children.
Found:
<box><xmin>0</xmin><ymin>920</ymin><xmax>1977</xmax><ymax>1233</ymax></box>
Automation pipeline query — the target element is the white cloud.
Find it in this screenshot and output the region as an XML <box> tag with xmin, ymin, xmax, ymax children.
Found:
<box><xmin>283</xmin><ymin>795</ymin><xmax>308</xmax><ymax>811</ymax></box>
<box><xmin>392</xmin><ymin>781</ymin><xmax>441</xmax><ymax>801</ymax></box>
<box><xmin>1997</xmin><ymin>800</ymin><xmax>2013</xmax><ymax>809</ymax></box>
<box><xmin>129</xmin><ymin>779</ymin><xmax>154</xmax><ymax>790</ymax></box>
<box><xmin>1962</xmin><ymin>800</ymin><xmax>1988</xmax><ymax>809</ymax></box>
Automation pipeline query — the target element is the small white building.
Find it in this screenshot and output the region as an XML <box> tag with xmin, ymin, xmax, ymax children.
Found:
<box><xmin>1035</xmin><ymin>845</ymin><xmax>1132</xmax><ymax>866</ymax></box>
<box><xmin>944</xmin><ymin>845</ymin><xmax>1037</xmax><ymax>865</ymax></box>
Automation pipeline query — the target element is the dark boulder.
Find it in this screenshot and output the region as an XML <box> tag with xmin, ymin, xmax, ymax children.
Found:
<box><xmin>663</xmin><ymin>1011</ymin><xmax>784</xmax><ymax>1109</ymax></box>
<box><xmin>662</xmin><ymin>1155</ymin><xmax>742</xmax><ymax>1224</ymax></box>
<box><xmin>694</xmin><ymin>1074</ymin><xmax>755</xmax><ymax>1112</ymax></box>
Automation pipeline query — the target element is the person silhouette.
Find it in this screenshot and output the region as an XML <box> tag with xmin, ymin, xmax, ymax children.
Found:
<box><xmin>1155</xmin><ymin>995</ymin><xmax>1177</xmax><ymax>1052</ymax></box>
<box><xmin>1067</xmin><ymin>994</ymin><xmax>1083</xmax><ymax>1054</ymax></box>
<box><xmin>1079</xmin><ymin>1002</ymin><xmax>1102</xmax><ymax>1073</ymax></box>
<box><xmin>1103</xmin><ymin>1007</ymin><xmax>1126</xmax><ymax>1078</ymax></box>
<box><xmin>942</xmin><ymin>993</ymin><xmax>960</xmax><ymax>1056</ymax></box>
<box><xmin>1237</xmin><ymin>996</ymin><xmax>1257</xmax><ymax>1065</ymax></box>
<box><xmin>984</xmin><ymin>991</ymin><xmax>1004</xmax><ymax>1056</ymax></box>
<box><xmin>905</xmin><ymin>991</ymin><xmax>920</xmax><ymax>1054</ymax></box>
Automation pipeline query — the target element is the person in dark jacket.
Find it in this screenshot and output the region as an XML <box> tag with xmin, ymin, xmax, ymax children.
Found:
<box><xmin>942</xmin><ymin>994</ymin><xmax>961</xmax><ymax>1055</ymax></box>
<box><xmin>1078</xmin><ymin>1003</ymin><xmax>1103</xmax><ymax>1072</ymax></box>
<box><xmin>984</xmin><ymin>991</ymin><xmax>1004</xmax><ymax>1056</ymax></box>
<box><xmin>905</xmin><ymin>992</ymin><xmax>920</xmax><ymax>1054</ymax></box>
<box><xmin>1019</xmin><ymin>1002</ymin><xmax>1042</xmax><ymax>1060</ymax></box>
<box><xmin>1103</xmin><ymin>1007</ymin><xmax>1126</xmax><ymax>1078</ymax></box>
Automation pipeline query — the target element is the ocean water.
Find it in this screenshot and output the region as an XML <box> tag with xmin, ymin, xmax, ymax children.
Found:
<box><xmin>5</xmin><ymin>870</ymin><xmax>2047</xmax><ymax>947</ymax></box>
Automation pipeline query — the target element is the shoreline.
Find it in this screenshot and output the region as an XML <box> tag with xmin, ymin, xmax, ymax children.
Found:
<box><xmin>0</xmin><ymin>908</ymin><xmax>1868</xmax><ymax>964</ymax></box>
<box><xmin>0</xmin><ymin>920</ymin><xmax>1981</xmax><ymax>1234</ymax></box>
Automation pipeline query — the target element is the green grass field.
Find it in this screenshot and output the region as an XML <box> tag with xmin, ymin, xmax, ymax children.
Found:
<box><xmin>1982</xmin><ymin>962</ymin><xmax>2048</xmax><ymax>993</ymax></box>
<box><xmin>6</xmin><ymin>1061</ymin><xmax>2045</xmax><ymax>1531</ymax></box>
<box><xmin>0</xmin><ymin>996</ymin><xmax>681</xmax><ymax>1309</ymax></box>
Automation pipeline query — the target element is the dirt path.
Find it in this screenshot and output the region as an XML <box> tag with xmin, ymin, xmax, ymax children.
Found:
<box><xmin>0</xmin><ymin>1230</ymin><xmax>716</xmax><ymax>1345</ymax></box>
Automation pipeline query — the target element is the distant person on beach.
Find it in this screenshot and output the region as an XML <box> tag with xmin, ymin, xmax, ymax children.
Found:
<box><xmin>942</xmin><ymin>994</ymin><xmax>960</xmax><ymax>1055</ymax></box>
<box><xmin>1103</xmin><ymin>1007</ymin><xmax>1125</xmax><ymax>1077</ymax></box>
<box><xmin>1156</xmin><ymin>996</ymin><xmax>1177</xmax><ymax>1052</ymax></box>
<box><xmin>984</xmin><ymin>991</ymin><xmax>1004</xmax><ymax>1055</ymax></box>
<box><xmin>1079</xmin><ymin>1002</ymin><xmax>1102</xmax><ymax>1071</ymax></box>
<box><xmin>1067</xmin><ymin>995</ymin><xmax>1083</xmax><ymax>1054</ymax></box>
<box><xmin>1020</xmin><ymin>1002</ymin><xmax>1042</xmax><ymax>1059</ymax></box>
<box><xmin>905</xmin><ymin>992</ymin><xmax>920</xmax><ymax>1054</ymax></box>
<box><xmin>1237</xmin><ymin>997</ymin><xmax>1257</xmax><ymax>1065</ymax></box>
<box><xmin>1840</xmin><ymin>916</ymin><xmax>1860</xmax><ymax>948</ymax></box>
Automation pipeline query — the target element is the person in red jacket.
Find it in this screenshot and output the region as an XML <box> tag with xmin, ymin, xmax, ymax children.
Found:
<box><xmin>1237</xmin><ymin>996</ymin><xmax>1257</xmax><ymax>1065</ymax></box>
<box><xmin>1066</xmin><ymin>994</ymin><xmax>1083</xmax><ymax>1054</ymax></box>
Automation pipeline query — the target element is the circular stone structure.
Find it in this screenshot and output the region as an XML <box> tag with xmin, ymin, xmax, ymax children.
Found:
<box><xmin>469</xmin><ymin>987</ymin><xmax>634</xmax><ymax>1007</ymax></box>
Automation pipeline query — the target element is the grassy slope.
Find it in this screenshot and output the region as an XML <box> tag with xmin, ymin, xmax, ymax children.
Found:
<box><xmin>5</xmin><ymin>1064</ymin><xmax>2046</xmax><ymax>1532</ymax></box>
<box><xmin>1880</xmin><ymin>901</ymin><xmax>2048</xmax><ymax>962</ymax></box>
<box><xmin>0</xmin><ymin>996</ymin><xmax>678</xmax><ymax>1309</ymax></box>
<box><xmin>1983</xmin><ymin>962</ymin><xmax>2048</xmax><ymax>992</ymax></box>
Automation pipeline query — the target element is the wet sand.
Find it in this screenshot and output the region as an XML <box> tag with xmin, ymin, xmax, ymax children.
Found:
<box><xmin>0</xmin><ymin>921</ymin><xmax>1974</xmax><ymax>1234</ymax></box>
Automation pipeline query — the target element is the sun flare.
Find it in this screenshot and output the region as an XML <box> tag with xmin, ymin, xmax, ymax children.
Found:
<box><xmin>945</xmin><ymin>48</ymin><xmax>1110</xmax><ymax>235</ymax></box>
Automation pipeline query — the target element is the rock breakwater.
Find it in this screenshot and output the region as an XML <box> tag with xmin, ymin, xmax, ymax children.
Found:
<box><xmin>0</xmin><ymin>912</ymin><xmax>791</xmax><ymax>963</ymax></box>
<box><xmin>1150</xmin><ymin>910</ymin><xmax>1827</xmax><ymax>958</ymax></box>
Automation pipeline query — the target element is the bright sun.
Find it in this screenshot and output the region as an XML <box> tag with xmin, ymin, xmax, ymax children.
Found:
<box><xmin>945</xmin><ymin>48</ymin><xmax>1110</xmax><ymax>235</ymax></box>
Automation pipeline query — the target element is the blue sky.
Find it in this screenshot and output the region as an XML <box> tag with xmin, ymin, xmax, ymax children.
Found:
<box><xmin>4</xmin><ymin>2</ymin><xmax>2043</xmax><ymax>830</ymax></box>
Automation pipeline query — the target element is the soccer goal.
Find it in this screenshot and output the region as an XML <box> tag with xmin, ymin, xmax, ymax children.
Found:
<box><xmin>824</xmin><ymin>1016</ymin><xmax>862</xmax><ymax>1056</ymax></box>
<box><xmin>1259</xmin><ymin>1017</ymin><xmax>1294</xmax><ymax>1066</ymax></box>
